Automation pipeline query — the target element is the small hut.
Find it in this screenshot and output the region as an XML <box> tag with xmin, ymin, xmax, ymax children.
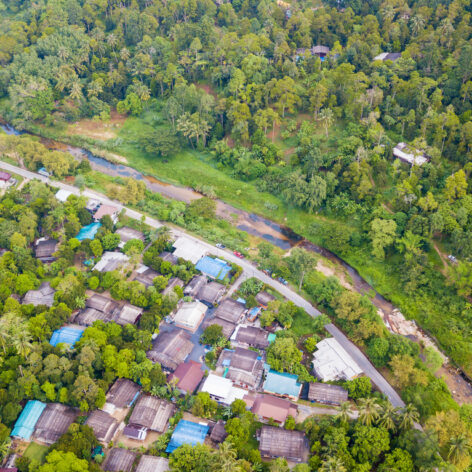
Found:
<box><xmin>102</xmin><ymin>448</ymin><xmax>137</xmax><ymax>472</ymax></box>
<box><xmin>210</xmin><ymin>420</ymin><xmax>227</xmax><ymax>444</ymax></box>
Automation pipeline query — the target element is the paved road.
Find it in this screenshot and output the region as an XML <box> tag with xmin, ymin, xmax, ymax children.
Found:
<box><xmin>0</xmin><ymin>160</ymin><xmax>405</xmax><ymax>408</ymax></box>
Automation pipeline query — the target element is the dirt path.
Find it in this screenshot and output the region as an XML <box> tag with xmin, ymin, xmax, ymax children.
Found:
<box><xmin>433</xmin><ymin>242</ymin><xmax>449</xmax><ymax>277</ymax></box>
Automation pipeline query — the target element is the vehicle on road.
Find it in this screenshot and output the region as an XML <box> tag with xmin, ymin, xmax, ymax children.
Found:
<box><xmin>278</xmin><ymin>277</ymin><xmax>288</xmax><ymax>285</ymax></box>
<box><xmin>216</xmin><ymin>243</ymin><xmax>225</xmax><ymax>249</ymax></box>
<box><xmin>233</xmin><ymin>251</ymin><xmax>244</xmax><ymax>258</ymax></box>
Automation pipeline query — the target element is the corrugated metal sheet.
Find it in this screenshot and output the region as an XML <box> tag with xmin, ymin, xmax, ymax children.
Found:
<box><xmin>50</xmin><ymin>326</ymin><xmax>85</xmax><ymax>347</ymax></box>
<box><xmin>11</xmin><ymin>400</ymin><xmax>46</xmax><ymax>440</ymax></box>
<box><xmin>195</xmin><ymin>256</ymin><xmax>231</xmax><ymax>280</ymax></box>
<box><xmin>166</xmin><ymin>420</ymin><xmax>209</xmax><ymax>453</ymax></box>
<box><xmin>263</xmin><ymin>370</ymin><xmax>302</xmax><ymax>399</ymax></box>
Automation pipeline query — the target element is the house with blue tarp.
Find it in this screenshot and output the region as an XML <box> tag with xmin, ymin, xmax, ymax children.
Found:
<box><xmin>11</xmin><ymin>400</ymin><xmax>47</xmax><ymax>440</ymax></box>
<box><xmin>50</xmin><ymin>326</ymin><xmax>85</xmax><ymax>348</ymax></box>
<box><xmin>166</xmin><ymin>420</ymin><xmax>209</xmax><ymax>453</ymax></box>
<box><xmin>263</xmin><ymin>369</ymin><xmax>302</xmax><ymax>400</ymax></box>
<box><xmin>195</xmin><ymin>256</ymin><xmax>231</xmax><ymax>280</ymax></box>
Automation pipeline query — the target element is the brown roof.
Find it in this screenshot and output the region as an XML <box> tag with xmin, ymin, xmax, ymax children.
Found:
<box><xmin>35</xmin><ymin>239</ymin><xmax>58</xmax><ymax>261</ymax></box>
<box><xmin>217</xmin><ymin>347</ymin><xmax>264</xmax><ymax>389</ymax></box>
<box><xmin>135</xmin><ymin>267</ymin><xmax>160</xmax><ymax>288</ymax></box>
<box><xmin>85</xmin><ymin>410</ymin><xmax>119</xmax><ymax>443</ymax></box>
<box><xmin>213</xmin><ymin>298</ymin><xmax>246</xmax><ymax>323</ymax></box>
<box><xmin>162</xmin><ymin>277</ymin><xmax>184</xmax><ymax>296</ymax></box>
<box><xmin>256</xmin><ymin>291</ymin><xmax>276</xmax><ymax>307</ymax></box>
<box><xmin>312</xmin><ymin>45</ymin><xmax>330</xmax><ymax>55</ymax></box>
<box><xmin>159</xmin><ymin>251</ymin><xmax>179</xmax><ymax>265</ymax></box>
<box><xmin>251</xmin><ymin>395</ymin><xmax>297</xmax><ymax>423</ymax></box>
<box><xmin>168</xmin><ymin>361</ymin><xmax>204</xmax><ymax>393</ymax></box>
<box><xmin>34</xmin><ymin>403</ymin><xmax>79</xmax><ymax>445</ymax></box>
<box><xmin>135</xmin><ymin>456</ymin><xmax>169</xmax><ymax>472</ymax></box>
<box><xmin>74</xmin><ymin>307</ymin><xmax>113</xmax><ymax>326</ymax></box>
<box><xmin>128</xmin><ymin>395</ymin><xmax>174</xmax><ymax>432</ymax></box>
<box><xmin>106</xmin><ymin>379</ymin><xmax>141</xmax><ymax>409</ymax></box>
<box><xmin>258</xmin><ymin>426</ymin><xmax>309</xmax><ymax>463</ymax></box>
<box><xmin>114</xmin><ymin>304</ymin><xmax>142</xmax><ymax>326</ymax></box>
<box><xmin>85</xmin><ymin>294</ymin><xmax>119</xmax><ymax>314</ymax></box>
<box><xmin>235</xmin><ymin>326</ymin><xmax>269</xmax><ymax>349</ymax></box>
<box><xmin>184</xmin><ymin>275</ymin><xmax>207</xmax><ymax>297</ymax></box>
<box><xmin>115</xmin><ymin>226</ymin><xmax>145</xmax><ymax>243</ymax></box>
<box><xmin>22</xmin><ymin>282</ymin><xmax>56</xmax><ymax>307</ymax></box>
<box><xmin>102</xmin><ymin>448</ymin><xmax>137</xmax><ymax>472</ymax></box>
<box><xmin>198</xmin><ymin>282</ymin><xmax>225</xmax><ymax>305</ymax></box>
<box><xmin>307</xmin><ymin>383</ymin><xmax>348</xmax><ymax>405</ymax></box>
<box><xmin>94</xmin><ymin>204</ymin><xmax>118</xmax><ymax>221</ymax></box>
<box><xmin>201</xmin><ymin>317</ymin><xmax>236</xmax><ymax>339</ymax></box>
<box><xmin>210</xmin><ymin>420</ymin><xmax>227</xmax><ymax>443</ymax></box>
<box><xmin>147</xmin><ymin>329</ymin><xmax>194</xmax><ymax>371</ymax></box>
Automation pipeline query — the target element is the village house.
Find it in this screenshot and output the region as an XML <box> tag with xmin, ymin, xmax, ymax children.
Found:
<box><xmin>373</xmin><ymin>52</ymin><xmax>402</xmax><ymax>62</ymax></box>
<box><xmin>103</xmin><ymin>378</ymin><xmax>141</xmax><ymax>415</ymax></box>
<box><xmin>166</xmin><ymin>420</ymin><xmax>209</xmax><ymax>453</ymax></box>
<box><xmin>201</xmin><ymin>316</ymin><xmax>236</xmax><ymax>339</ymax></box>
<box><xmin>93</xmin><ymin>204</ymin><xmax>119</xmax><ymax>224</ymax></box>
<box><xmin>168</xmin><ymin>360</ymin><xmax>204</xmax><ymax>394</ymax></box>
<box><xmin>93</xmin><ymin>251</ymin><xmax>129</xmax><ymax>272</ymax></box>
<box><xmin>258</xmin><ymin>426</ymin><xmax>309</xmax><ymax>463</ymax></box>
<box><xmin>217</xmin><ymin>347</ymin><xmax>264</xmax><ymax>389</ymax></box>
<box><xmin>22</xmin><ymin>282</ymin><xmax>56</xmax><ymax>307</ymax></box>
<box><xmin>256</xmin><ymin>291</ymin><xmax>276</xmax><ymax>308</ymax></box>
<box><xmin>135</xmin><ymin>265</ymin><xmax>160</xmax><ymax>288</ymax></box>
<box><xmin>200</xmin><ymin>374</ymin><xmax>247</xmax><ymax>405</ymax></box>
<box><xmin>248</xmin><ymin>394</ymin><xmax>298</xmax><ymax>425</ymax></box>
<box><xmin>102</xmin><ymin>448</ymin><xmax>137</xmax><ymax>472</ymax></box>
<box><xmin>197</xmin><ymin>281</ymin><xmax>226</xmax><ymax>306</ymax></box>
<box><xmin>147</xmin><ymin>329</ymin><xmax>194</xmax><ymax>371</ymax></box>
<box><xmin>184</xmin><ymin>275</ymin><xmax>207</xmax><ymax>297</ymax></box>
<box><xmin>33</xmin><ymin>403</ymin><xmax>79</xmax><ymax>445</ymax></box>
<box><xmin>172</xmin><ymin>236</ymin><xmax>207</xmax><ymax>264</ymax></box>
<box><xmin>162</xmin><ymin>277</ymin><xmax>184</xmax><ymax>296</ymax></box>
<box><xmin>209</xmin><ymin>420</ymin><xmax>227</xmax><ymax>444</ymax></box>
<box><xmin>307</xmin><ymin>383</ymin><xmax>348</xmax><ymax>406</ymax></box>
<box><xmin>135</xmin><ymin>455</ymin><xmax>170</xmax><ymax>472</ymax></box>
<box><xmin>55</xmin><ymin>189</ymin><xmax>73</xmax><ymax>203</ymax></box>
<box><xmin>75</xmin><ymin>293</ymin><xmax>120</xmax><ymax>326</ymax></box>
<box><xmin>159</xmin><ymin>251</ymin><xmax>179</xmax><ymax>265</ymax></box>
<box><xmin>195</xmin><ymin>256</ymin><xmax>232</xmax><ymax>280</ymax></box>
<box><xmin>263</xmin><ymin>370</ymin><xmax>302</xmax><ymax>400</ymax></box>
<box><xmin>173</xmin><ymin>300</ymin><xmax>208</xmax><ymax>332</ymax></box>
<box><xmin>233</xmin><ymin>325</ymin><xmax>270</xmax><ymax>349</ymax></box>
<box><xmin>113</xmin><ymin>303</ymin><xmax>143</xmax><ymax>326</ymax></box>
<box><xmin>85</xmin><ymin>410</ymin><xmax>119</xmax><ymax>443</ymax></box>
<box><xmin>213</xmin><ymin>298</ymin><xmax>246</xmax><ymax>324</ymax></box>
<box><xmin>34</xmin><ymin>238</ymin><xmax>58</xmax><ymax>263</ymax></box>
<box><xmin>115</xmin><ymin>226</ymin><xmax>145</xmax><ymax>249</ymax></box>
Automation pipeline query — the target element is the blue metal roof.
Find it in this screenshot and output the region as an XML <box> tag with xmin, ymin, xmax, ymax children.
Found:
<box><xmin>195</xmin><ymin>256</ymin><xmax>231</xmax><ymax>280</ymax></box>
<box><xmin>76</xmin><ymin>222</ymin><xmax>101</xmax><ymax>241</ymax></box>
<box><xmin>166</xmin><ymin>420</ymin><xmax>209</xmax><ymax>453</ymax></box>
<box><xmin>11</xmin><ymin>400</ymin><xmax>47</xmax><ymax>440</ymax></box>
<box><xmin>263</xmin><ymin>370</ymin><xmax>302</xmax><ymax>398</ymax></box>
<box><xmin>50</xmin><ymin>326</ymin><xmax>85</xmax><ymax>348</ymax></box>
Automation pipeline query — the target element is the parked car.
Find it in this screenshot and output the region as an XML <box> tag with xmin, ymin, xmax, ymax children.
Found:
<box><xmin>448</xmin><ymin>254</ymin><xmax>458</xmax><ymax>264</ymax></box>
<box><xmin>233</xmin><ymin>251</ymin><xmax>244</xmax><ymax>258</ymax></box>
<box><xmin>216</xmin><ymin>243</ymin><xmax>225</xmax><ymax>249</ymax></box>
<box><xmin>278</xmin><ymin>277</ymin><xmax>288</xmax><ymax>285</ymax></box>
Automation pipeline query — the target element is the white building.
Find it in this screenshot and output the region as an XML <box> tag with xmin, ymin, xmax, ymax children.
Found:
<box><xmin>200</xmin><ymin>374</ymin><xmax>246</xmax><ymax>405</ymax></box>
<box><xmin>312</xmin><ymin>338</ymin><xmax>363</xmax><ymax>382</ymax></box>
<box><xmin>93</xmin><ymin>251</ymin><xmax>129</xmax><ymax>272</ymax></box>
<box><xmin>173</xmin><ymin>301</ymin><xmax>208</xmax><ymax>333</ymax></box>
<box><xmin>55</xmin><ymin>189</ymin><xmax>73</xmax><ymax>203</ymax></box>
<box><xmin>393</xmin><ymin>143</ymin><xmax>429</xmax><ymax>166</ymax></box>
<box><xmin>172</xmin><ymin>236</ymin><xmax>207</xmax><ymax>264</ymax></box>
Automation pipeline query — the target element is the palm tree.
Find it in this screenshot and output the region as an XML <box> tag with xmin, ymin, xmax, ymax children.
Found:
<box><xmin>379</xmin><ymin>403</ymin><xmax>398</xmax><ymax>431</ymax></box>
<box><xmin>448</xmin><ymin>435</ymin><xmax>470</xmax><ymax>465</ymax></box>
<box><xmin>69</xmin><ymin>81</ymin><xmax>83</xmax><ymax>102</ymax></box>
<box><xmin>12</xmin><ymin>328</ymin><xmax>33</xmax><ymax>376</ymax></box>
<box><xmin>320</xmin><ymin>457</ymin><xmax>346</xmax><ymax>472</ymax></box>
<box><xmin>399</xmin><ymin>404</ymin><xmax>419</xmax><ymax>430</ymax></box>
<box><xmin>358</xmin><ymin>397</ymin><xmax>381</xmax><ymax>426</ymax></box>
<box><xmin>213</xmin><ymin>441</ymin><xmax>242</xmax><ymax>471</ymax></box>
<box><xmin>318</xmin><ymin>108</ymin><xmax>334</xmax><ymax>137</ymax></box>
<box><xmin>336</xmin><ymin>402</ymin><xmax>352</xmax><ymax>424</ymax></box>
<box><xmin>0</xmin><ymin>437</ymin><xmax>11</xmax><ymax>461</ymax></box>
<box><xmin>410</xmin><ymin>14</ymin><xmax>425</xmax><ymax>36</ymax></box>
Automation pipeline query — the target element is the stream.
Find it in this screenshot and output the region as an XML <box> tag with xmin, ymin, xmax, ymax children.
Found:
<box><xmin>2</xmin><ymin>121</ymin><xmax>472</xmax><ymax>403</ymax></box>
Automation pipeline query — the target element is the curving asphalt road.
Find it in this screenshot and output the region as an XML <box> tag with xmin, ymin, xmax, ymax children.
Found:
<box><xmin>0</xmin><ymin>160</ymin><xmax>405</xmax><ymax>408</ymax></box>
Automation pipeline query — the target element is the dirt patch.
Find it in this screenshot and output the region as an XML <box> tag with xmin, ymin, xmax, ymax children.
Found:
<box><xmin>68</xmin><ymin>110</ymin><xmax>127</xmax><ymax>141</ymax></box>
<box><xmin>436</xmin><ymin>365</ymin><xmax>472</xmax><ymax>405</ymax></box>
<box><xmin>315</xmin><ymin>260</ymin><xmax>354</xmax><ymax>291</ymax></box>
<box><xmin>432</xmin><ymin>242</ymin><xmax>449</xmax><ymax>277</ymax></box>
<box><xmin>114</xmin><ymin>429</ymin><xmax>162</xmax><ymax>449</ymax></box>
<box><xmin>196</xmin><ymin>83</ymin><xmax>218</xmax><ymax>99</ymax></box>
<box><xmin>106</xmin><ymin>152</ymin><xmax>128</xmax><ymax>164</ymax></box>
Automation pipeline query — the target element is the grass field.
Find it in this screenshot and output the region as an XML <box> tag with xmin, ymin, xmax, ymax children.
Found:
<box><xmin>24</xmin><ymin>442</ymin><xmax>48</xmax><ymax>463</ymax></box>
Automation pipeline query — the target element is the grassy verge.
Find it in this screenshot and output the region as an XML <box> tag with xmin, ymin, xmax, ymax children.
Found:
<box><xmin>23</xmin><ymin>442</ymin><xmax>48</xmax><ymax>463</ymax></box>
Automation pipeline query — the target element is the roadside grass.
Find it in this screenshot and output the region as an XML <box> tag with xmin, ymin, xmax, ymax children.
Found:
<box><xmin>24</xmin><ymin>442</ymin><xmax>48</xmax><ymax>463</ymax></box>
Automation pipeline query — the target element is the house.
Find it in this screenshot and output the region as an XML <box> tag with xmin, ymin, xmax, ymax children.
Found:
<box><xmin>195</xmin><ymin>256</ymin><xmax>232</xmax><ymax>280</ymax></box>
<box><xmin>312</xmin><ymin>337</ymin><xmax>363</xmax><ymax>381</ymax></box>
<box><xmin>93</xmin><ymin>251</ymin><xmax>129</xmax><ymax>272</ymax></box>
<box><xmin>373</xmin><ymin>52</ymin><xmax>401</xmax><ymax>62</ymax></box>
<box><xmin>115</xmin><ymin>226</ymin><xmax>145</xmax><ymax>248</ymax></box>
<box><xmin>307</xmin><ymin>383</ymin><xmax>348</xmax><ymax>406</ymax></box>
<box><xmin>213</xmin><ymin>298</ymin><xmax>246</xmax><ymax>324</ymax></box>
<box><xmin>159</xmin><ymin>251</ymin><xmax>179</xmax><ymax>265</ymax></box>
<box><xmin>312</xmin><ymin>45</ymin><xmax>330</xmax><ymax>58</ymax></box>
<box><xmin>22</xmin><ymin>282</ymin><xmax>56</xmax><ymax>307</ymax></box>
<box><xmin>393</xmin><ymin>142</ymin><xmax>429</xmax><ymax>166</ymax></box>
<box><xmin>173</xmin><ymin>301</ymin><xmax>208</xmax><ymax>332</ymax></box>
<box><xmin>147</xmin><ymin>329</ymin><xmax>194</xmax><ymax>371</ymax></box>
<box><xmin>93</xmin><ymin>204</ymin><xmax>119</xmax><ymax>224</ymax></box>
<box><xmin>135</xmin><ymin>455</ymin><xmax>170</xmax><ymax>472</ymax></box>
<box><xmin>125</xmin><ymin>396</ymin><xmax>174</xmax><ymax>440</ymax></box>
<box><xmin>217</xmin><ymin>347</ymin><xmax>264</xmax><ymax>389</ymax></box>
<box><xmin>85</xmin><ymin>410</ymin><xmax>119</xmax><ymax>443</ymax></box>
<box><xmin>201</xmin><ymin>316</ymin><xmax>236</xmax><ymax>339</ymax></box>
<box><xmin>55</xmin><ymin>189</ymin><xmax>73</xmax><ymax>203</ymax></box>
<box><xmin>114</xmin><ymin>303</ymin><xmax>143</xmax><ymax>326</ymax></box>
<box><xmin>34</xmin><ymin>238</ymin><xmax>58</xmax><ymax>262</ymax></box>
<box><xmin>184</xmin><ymin>275</ymin><xmax>207</xmax><ymax>297</ymax></box>
<box><xmin>263</xmin><ymin>370</ymin><xmax>302</xmax><ymax>400</ymax></box>
<box><xmin>233</xmin><ymin>326</ymin><xmax>270</xmax><ymax>349</ymax></box>
<box><xmin>258</xmin><ymin>426</ymin><xmax>309</xmax><ymax>463</ymax></box>
<box><xmin>247</xmin><ymin>306</ymin><xmax>261</xmax><ymax>322</ymax></box>
<box><xmin>75</xmin><ymin>294</ymin><xmax>120</xmax><ymax>326</ymax></box>
<box><xmin>210</xmin><ymin>420</ymin><xmax>227</xmax><ymax>444</ymax></box>
<box><xmin>256</xmin><ymin>291</ymin><xmax>276</xmax><ymax>308</ymax></box>
<box><xmin>197</xmin><ymin>282</ymin><xmax>225</xmax><ymax>306</ymax></box>
<box><xmin>11</xmin><ymin>400</ymin><xmax>47</xmax><ymax>440</ymax></box>
<box><xmin>168</xmin><ymin>361</ymin><xmax>204</xmax><ymax>394</ymax></box>
<box><xmin>102</xmin><ymin>448</ymin><xmax>137</xmax><ymax>472</ymax></box>
<box><xmin>166</xmin><ymin>420</ymin><xmax>209</xmax><ymax>453</ymax></box>
<box><xmin>135</xmin><ymin>265</ymin><xmax>160</xmax><ymax>288</ymax></box>
<box><xmin>200</xmin><ymin>374</ymin><xmax>246</xmax><ymax>405</ymax></box>
<box><xmin>103</xmin><ymin>379</ymin><xmax>140</xmax><ymax>414</ymax></box>
<box><xmin>172</xmin><ymin>236</ymin><xmax>207</xmax><ymax>264</ymax></box>
<box><xmin>162</xmin><ymin>277</ymin><xmax>184</xmax><ymax>296</ymax></box>
<box><xmin>49</xmin><ymin>326</ymin><xmax>85</xmax><ymax>348</ymax></box>
<box><xmin>33</xmin><ymin>403</ymin><xmax>79</xmax><ymax>445</ymax></box>
<box><xmin>250</xmin><ymin>394</ymin><xmax>297</xmax><ymax>425</ymax></box>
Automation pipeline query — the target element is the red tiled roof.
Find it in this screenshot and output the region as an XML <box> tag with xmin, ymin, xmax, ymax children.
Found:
<box><xmin>168</xmin><ymin>361</ymin><xmax>204</xmax><ymax>393</ymax></box>
<box><xmin>251</xmin><ymin>394</ymin><xmax>297</xmax><ymax>423</ymax></box>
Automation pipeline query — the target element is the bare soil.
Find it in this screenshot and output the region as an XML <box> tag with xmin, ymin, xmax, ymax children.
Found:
<box><xmin>68</xmin><ymin>110</ymin><xmax>127</xmax><ymax>141</ymax></box>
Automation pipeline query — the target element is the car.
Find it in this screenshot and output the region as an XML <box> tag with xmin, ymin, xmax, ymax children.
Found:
<box><xmin>216</xmin><ymin>243</ymin><xmax>225</xmax><ymax>249</ymax></box>
<box><xmin>278</xmin><ymin>277</ymin><xmax>288</xmax><ymax>285</ymax></box>
<box><xmin>233</xmin><ymin>251</ymin><xmax>244</xmax><ymax>258</ymax></box>
<box><xmin>448</xmin><ymin>254</ymin><xmax>458</xmax><ymax>264</ymax></box>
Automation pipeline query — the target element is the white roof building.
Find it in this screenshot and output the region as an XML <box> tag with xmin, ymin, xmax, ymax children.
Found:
<box><xmin>93</xmin><ymin>251</ymin><xmax>129</xmax><ymax>272</ymax></box>
<box><xmin>173</xmin><ymin>301</ymin><xmax>208</xmax><ymax>333</ymax></box>
<box><xmin>312</xmin><ymin>338</ymin><xmax>363</xmax><ymax>382</ymax></box>
<box><xmin>172</xmin><ymin>237</ymin><xmax>207</xmax><ymax>264</ymax></box>
<box><xmin>393</xmin><ymin>143</ymin><xmax>429</xmax><ymax>166</ymax></box>
<box><xmin>55</xmin><ymin>189</ymin><xmax>73</xmax><ymax>203</ymax></box>
<box><xmin>200</xmin><ymin>374</ymin><xmax>246</xmax><ymax>405</ymax></box>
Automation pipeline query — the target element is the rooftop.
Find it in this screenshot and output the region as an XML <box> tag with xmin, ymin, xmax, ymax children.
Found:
<box><xmin>85</xmin><ymin>410</ymin><xmax>119</xmax><ymax>443</ymax></box>
<box><xmin>200</xmin><ymin>374</ymin><xmax>247</xmax><ymax>405</ymax></box>
<box><xmin>135</xmin><ymin>456</ymin><xmax>169</xmax><ymax>472</ymax></box>
<box><xmin>258</xmin><ymin>426</ymin><xmax>309</xmax><ymax>463</ymax></box>
<box><xmin>251</xmin><ymin>394</ymin><xmax>297</xmax><ymax>424</ymax></box>
<box><xmin>93</xmin><ymin>251</ymin><xmax>129</xmax><ymax>272</ymax></box>
<box><xmin>22</xmin><ymin>282</ymin><xmax>55</xmax><ymax>307</ymax></box>
<box><xmin>234</xmin><ymin>326</ymin><xmax>269</xmax><ymax>349</ymax></box>
<box><xmin>263</xmin><ymin>370</ymin><xmax>302</xmax><ymax>399</ymax></box>
<box><xmin>102</xmin><ymin>448</ymin><xmax>137</xmax><ymax>472</ymax></box>
<box><xmin>307</xmin><ymin>383</ymin><xmax>348</xmax><ymax>405</ymax></box>
<box><xmin>105</xmin><ymin>378</ymin><xmax>141</xmax><ymax>409</ymax></box>
<box><xmin>393</xmin><ymin>142</ymin><xmax>429</xmax><ymax>166</ymax></box>
<box><xmin>184</xmin><ymin>275</ymin><xmax>207</xmax><ymax>297</ymax></box>
<box><xmin>162</xmin><ymin>277</ymin><xmax>184</xmax><ymax>296</ymax></box>
<box><xmin>33</xmin><ymin>403</ymin><xmax>79</xmax><ymax>445</ymax></box>
<box><xmin>256</xmin><ymin>291</ymin><xmax>276</xmax><ymax>307</ymax></box>
<box><xmin>173</xmin><ymin>301</ymin><xmax>208</xmax><ymax>332</ymax></box>
<box><xmin>11</xmin><ymin>400</ymin><xmax>46</xmax><ymax>440</ymax></box>
<box><xmin>210</xmin><ymin>420</ymin><xmax>227</xmax><ymax>443</ymax></box>
<box><xmin>374</xmin><ymin>52</ymin><xmax>401</xmax><ymax>61</ymax></box>
<box><xmin>128</xmin><ymin>395</ymin><xmax>174</xmax><ymax>433</ymax></box>
<box><xmin>159</xmin><ymin>251</ymin><xmax>179</xmax><ymax>265</ymax></box>
<box><xmin>195</xmin><ymin>256</ymin><xmax>231</xmax><ymax>280</ymax></box>
<box><xmin>55</xmin><ymin>189</ymin><xmax>73</xmax><ymax>202</ymax></box>
<box><xmin>114</xmin><ymin>304</ymin><xmax>143</xmax><ymax>326</ymax></box>
<box><xmin>115</xmin><ymin>226</ymin><xmax>145</xmax><ymax>243</ymax></box>
<box><xmin>147</xmin><ymin>329</ymin><xmax>194</xmax><ymax>371</ymax></box>
<box><xmin>213</xmin><ymin>298</ymin><xmax>246</xmax><ymax>324</ymax></box>
<box><xmin>201</xmin><ymin>316</ymin><xmax>236</xmax><ymax>339</ymax></box>
<box><xmin>49</xmin><ymin>326</ymin><xmax>85</xmax><ymax>348</ymax></box>
<box><xmin>172</xmin><ymin>236</ymin><xmax>207</xmax><ymax>264</ymax></box>
<box><xmin>93</xmin><ymin>204</ymin><xmax>119</xmax><ymax>221</ymax></box>
<box><xmin>168</xmin><ymin>360</ymin><xmax>204</xmax><ymax>393</ymax></box>
<box><xmin>34</xmin><ymin>238</ymin><xmax>58</xmax><ymax>261</ymax></box>
<box><xmin>135</xmin><ymin>265</ymin><xmax>160</xmax><ymax>288</ymax></box>
<box><xmin>166</xmin><ymin>420</ymin><xmax>209</xmax><ymax>453</ymax></box>
<box><xmin>197</xmin><ymin>281</ymin><xmax>225</xmax><ymax>305</ymax></box>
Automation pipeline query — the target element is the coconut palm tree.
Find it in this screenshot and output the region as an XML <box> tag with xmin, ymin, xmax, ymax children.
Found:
<box><xmin>213</xmin><ymin>441</ymin><xmax>243</xmax><ymax>471</ymax></box>
<box><xmin>379</xmin><ymin>403</ymin><xmax>398</xmax><ymax>431</ymax></box>
<box><xmin>318</xmin><ymin>108</ymin><xmax>334</xmax><ymax>137</ymax></box>
<box><xmin>320</xmin><ymin>456</ymin><xmax>346</xmax><ymax>472</ymax></box>
<box><xmin>336</xmin><ymin>402</ymin><xmax>353</xmax><ymax>424</ymax></box>
<box><xmin>448</xmin><ymin>435</ymin><xmax>470</xmax><ymax>465</ymax></box>
<box><xmin>399</xmin><ymin>403</ymin><xmax>419</xmax><ymax>430</ymax></box>
<box><xmin>358</xmin><ymin>397</ymin><xmax>381</xmax><ymax>426</ymax></box>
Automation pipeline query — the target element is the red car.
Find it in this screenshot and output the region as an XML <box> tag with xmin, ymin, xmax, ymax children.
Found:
<box><xmin>233</xmin><ymin>251</ymin><xmax>244</xmax><ymax>258</ymax></box>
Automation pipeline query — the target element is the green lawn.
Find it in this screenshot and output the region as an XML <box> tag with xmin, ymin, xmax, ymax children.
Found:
<box><xmin>24</xmin><ymin>442</ymin><xmax>48</xmax><ymax>463</ymax></box>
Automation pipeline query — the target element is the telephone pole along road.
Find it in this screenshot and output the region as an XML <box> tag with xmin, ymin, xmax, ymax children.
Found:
<box><xmin>0</xmin><ymin>160</ymin><xmax>405</xmax><ymax>408</ymax></box>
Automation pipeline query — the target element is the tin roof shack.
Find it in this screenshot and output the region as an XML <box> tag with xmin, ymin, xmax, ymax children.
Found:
<box><xmin>75</xmin><ymin>293</ymin><xmax>120</xmax><ymax>326</ymax></box>
<box><xmin>234</xmin><ymin>326</ymin><xmax>270</xmax><ymax>349</ymax></box>
<box><xmin>307</xmin><ymin>383</ymin><xmax>348</xmax><ymax>406</ymax></box>
<box><xmin>258</xmin><ymin>426</ymin><xmax>309</xmax><ymax>463</ymax></box>
<box><xmin>114</xmin><ymin>303</ymin><xmax>143</xmax><ymax>326</ymax></box>
<box><xmin>201</xmin><ymin>316</ymin><xmax>236</xmax><ymax>339</ymax></box>
<box><xmin>49</xmin><ymin>326</ymin><xmax>85</xmax><ymax>348</ymax></box>
<box><xmin>184</xmin><ymin>275</ymin><xmax>207</xmax><ymax>297</ymax></box>
<box><xmin>93</xmin><ymin>204</ymin><xmax>119</xmax><ymax>224</ymax></box>
<box><xmin>115</xmin><ymin>226</ymin><xmax>145</xmax><ymax>248</ymax></box>
<box><xmin>125</xmin><ymin>396</ymin><xmax>174</xmax><ymax>440</ymax></box>
<box><xmin>102</xmin><ymin>448</ymin><xmax>137</xmax><ymax>472</ymax></box>
<box><xmin>197</xmin><ymin>281</ymin><xmax>226</xmax><ymax>306</ymax></box>
<box><xmin>210</xmin><ymin>420</ymin><xmax>227</xmax><ymax>444</ymax></box>
<box><xmin>93</xmin><ymin>251</ymin><xmax>129</xmax><ymax>272</ymax></box>
<box><xmin>173</xmin><ymin>301</ymin><xmax>208</xmax><ymax>332</ymax></box>
<box><xmin>256</xmin><ymin>291</ymin><xmax>276</xmax><ymax>308</ymax></box>
<box><xmin>168</xmin><ymin>361</ymin><xmax>204</xmax><ymax>394</ymax></box>
<box><xmin>251</xmin><ymin>395</ymin><xmax>297</xmax><ymax>425</ymax></box>
<box><xmin>373</xmin><ymin>52</ymin><xmax>402</xmax><ymax>62</ymax></box>
<box><xmin>104</xmin><ymin>378</ymin><xmax>141</xmax><ymax>414</ymax></box>
<box><xmin>11</xmin><ymin>400</ymin><xmax>47</xmax><ymax>440</ymax></box>
<box><xmin>22</xmin><ymin>282</ymin><xmax>56</xmax><ymax>307</ymax></box>
<box><xmin>166</xmin><ymin>420</ymin><xmax>209</xmax><ymax>453</ymax></box>
<box><xmin>263</xmin><ymin>371</ymin><xmax>302</xmax><ymax>400</ymax></box>
<box><xmin>312</xmin><ymin>338</ymin><xmax>363</xmax><ymax>382</ymax></box>
<box><xmin>85</xmin><ymin>410</ymin><xmax>119</xmax><ymax>443</ymax></box>
<box><xmin>135</xmin><ymin>456</ymin><xmax>170</xmax><ymax>472</ymax></box>
<box><xmin>393</xmin><ymin>142</ymin><xmax>429</xmax><ymax>166</ymax></box>
<box><xmin>217</xmin><ymin>347</ymin><xmax>264</xmax><ymax>389</ymax></box>
<box><xmin>34</xmin><ymin>238</ymin><xmax>58</xmax><ymax>263</ymax></box>
<box><xmin>213</xmin><ymin>298</ymin><xmax>246</xmax><ymax>324</ymax></box>
<box><xmin>162</xmin><ymin>277</ymin><xmax>185</xmax><ymax>296</ymax></box>
<box><xmin>147</xmin><ymin>329</ymin><xmax>194</xmax><ymax>371</ymax></box>
<box><xmin>200</xmin><ymin>374</ymin><xmax>246</xmax><ymax>405</ymax></box>
<box><xmin>33</xmin><ymin>403</ymin><xmax>79</xmax><ymax>445</ymax></box>
<box><xmin>135</xmin><ymin>265</ymin><xmax>160</xmax><ymax>288</ymax></box>
<box><xmin>172</xmin><ymin>236</ymin><xmax>207</xmax><ymax>264</ymax></box>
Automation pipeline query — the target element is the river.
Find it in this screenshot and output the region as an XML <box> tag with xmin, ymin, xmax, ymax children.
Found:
<box><xmin>2</xmin><ymin>121</ymin><xmax>472</xmax><ymax>403</ymax></box>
